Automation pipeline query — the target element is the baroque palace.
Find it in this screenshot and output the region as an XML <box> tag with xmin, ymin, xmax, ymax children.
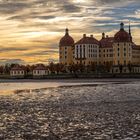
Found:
<box><xmin>59</xmin><ymin>23</ymin><xmax>140</xmax><ymax>73</ymax></box>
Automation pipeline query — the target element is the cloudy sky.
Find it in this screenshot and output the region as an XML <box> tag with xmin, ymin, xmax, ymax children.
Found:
<box><xmin>0</xmin><ymin>0</ymin><xmax>140</xmax><ymax>64</ymax></box>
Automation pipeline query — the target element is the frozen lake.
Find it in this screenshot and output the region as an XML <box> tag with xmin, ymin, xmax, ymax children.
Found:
<box><xmin>0</xmin><ymin>78</ymin><xmax>139</xmax><ymax>95</ymax></box>
<box><xmin>0</xmin><ymin>79</ymin><xmax>140</xmax><ymax>139</ymax></box>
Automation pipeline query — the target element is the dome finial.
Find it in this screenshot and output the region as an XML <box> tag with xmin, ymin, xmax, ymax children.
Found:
<box><xmin>65</xmin><ymin>28</ymin><xmax>69</xmax><ymax>35</ymax></box>
<box><xmin>120</xmin><ymin>22</ymin><xmax>124</xmax><ymax>30</ymax></box>
<box><xmin>102</xmin><ymin>32</ymin><xmax>105</xmax><ymax>39</ymax></box>
<box><xmin>129</xmin><ymin>21</ymin><xmax>132</xmax><ymax>42</ymax></box>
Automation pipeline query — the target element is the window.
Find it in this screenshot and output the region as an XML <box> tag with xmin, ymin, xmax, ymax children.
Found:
<box><xmin>77</xmin><ymin>47</ymin><xmax>78</xmax><ymax>58</ymax></box>
<box><xmin>118</xmin><ymin>61</ymin><xmax>120</xmax><ymax>65</ymax></box>
<box><xmin>83</xmin><ymin>46</ymin><xmax>85</xmax><ymax>58</ymax></box>
<box><xmin>124</xmin><ymin>61</ymin><xmax>126</xmax><ymax>65</ymax></box>
<box><xmin>118</xmin><ymin>48</ymin><xmax>120</xmax><ymax>51</ymax></box>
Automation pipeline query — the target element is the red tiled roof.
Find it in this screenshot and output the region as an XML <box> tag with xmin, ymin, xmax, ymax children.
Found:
<box><xmin>59</xmin><ymin>29</ymin><xmax>74</xmax><ymax>47</ymax></box>
<box><xmin>59</xmin><ymin>35</ymin><xmax>74</xmax><ymax>47</ymax></box>
<box><xmin>34</xmin><ymin>64</ymin><xmax>47</xmax><ymax>70</ymax></box>
<box><xmin>75</xmin><ymin>36</ymin><xmax>99</xmax><ymax>45</ymax></box>
<box><xmin>100</xmin><ymin>37</ymin><xmax>114</xmax><ymax>48</ymax></box>
<box><xmin>11</xmin><ymin>65</ymin><xmax>25</xmax><ymax>71</ymax></box>
<box><xmin>114</xmin><ymin>29</ymin><xmax>131</xmax><ymax>42</ymax></box>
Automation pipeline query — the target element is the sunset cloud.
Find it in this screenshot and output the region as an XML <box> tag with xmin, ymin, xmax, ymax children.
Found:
<box><xmin>0</xmin><ymin>0</ymin><xmax>140</xmax><ymax>64</ymax></box>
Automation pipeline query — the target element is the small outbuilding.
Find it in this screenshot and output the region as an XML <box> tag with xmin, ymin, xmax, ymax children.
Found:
<box><xmin>10</xmin><ymin>65</ymin><xmax>25</xmax><ymax>78</ymax></box>
<box><xmin>33</xmin><ymin>64</ymin><xmax>49</xmax><ymax>78</ymax></box>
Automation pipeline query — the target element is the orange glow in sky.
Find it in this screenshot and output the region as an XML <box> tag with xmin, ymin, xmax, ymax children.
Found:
<box><xmin>0</xmin><ymin>0</ymin><xmax>140</xmax><ymax>64</ymax></box>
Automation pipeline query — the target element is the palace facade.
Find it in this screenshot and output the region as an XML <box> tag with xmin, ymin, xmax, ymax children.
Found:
<box><xmin>59</xmin><ymin>23</ymin><xmax>140</xmax><ymax>73</ymax></box>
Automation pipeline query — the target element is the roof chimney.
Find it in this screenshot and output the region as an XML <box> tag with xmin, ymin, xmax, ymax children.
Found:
<box><xmin>106</xmin><ymin>35</ymin><xmax>109</xmax><ymax>38</ymax></box>
<box><xmin>90</xmin><ymin>35</ymin><xmax>93</xmax><ymax>38</ymax></box>
<box><xmin>83</xmin><ymin>34</ymin><xmax>86</xmax><ymax>38</ymax></box>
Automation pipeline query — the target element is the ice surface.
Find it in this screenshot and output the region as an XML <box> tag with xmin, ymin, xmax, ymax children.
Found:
<box><xmin>0</xmin><ymin>79</ymin><xmax>140</xmax><ymax>139</ymax></box>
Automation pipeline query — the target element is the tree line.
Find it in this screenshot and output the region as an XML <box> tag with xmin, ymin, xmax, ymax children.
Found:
<box><xmin>0</xmin><ymin>62</ymin><xmax>134</xmax><ymax>75</ymax></box>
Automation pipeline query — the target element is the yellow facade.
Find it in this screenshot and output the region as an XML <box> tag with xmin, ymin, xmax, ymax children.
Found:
<box><xmin>74</xmin><ymin>58</ymin><xmax>98</xmax><ymax>66</ymax></box>
<box><xmin>132</xmin><ymin>48</ymin><xmax>140</xmax><ymax>65</ymax></box>
<box><xmin>99</xmin><ymin>47</ymin><xmax>113</xmax><ymax>65</ymax></box>
<box><xmin>59</xmin><ymin>46</ymin><xmax>74</xmax><ymax>66</ymax></box>
<box><xmin>113</xmin><ymin>42</ymin><xmax>132</xmax><ymax>65</ymax></box>
<box><xmin>59</xmin><ymin>24</ymin><xmax>140</xmax><ymax>69</ymax></box>
<box><xmin>73</xmin><ymin>35</ymin><xmax>99</xmax><ymax>66</ymax></box>
<box><xmin>59</xmin><ymin>28</ymin><xmax>74</xmax><ymax>66</ymax></box>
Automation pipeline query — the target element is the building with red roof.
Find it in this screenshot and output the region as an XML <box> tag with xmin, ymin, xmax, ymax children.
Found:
<box><xmin>99</xmin><ymin>34</ymin><xmax>114</xmax><ymax>66</ymax></box>
<box><xmin>74</xmin><ymin>34</ymin><xmax>99</xmax><ymax>65</ymax></box>
<box><xmin>10</xmin><ymin>65</ymin><xmax>25</xmax><ymax>78</ymax></box>
<box><xmin>59</xmin><ymin>23</ymin><xmax>140</xmax><ymax>73</ymax></box>
<box><xmin>33</xmin><ymin>64</ymin><xmax>49</xmax><ymax>78</ymax></box>
<box><xmin>114</xmin><ymin>23</ymin><xmax>131</xmax><ymax>43</ymax></box>
<box><xmin>59</xmin><ymin>28</ymin><xmax>74</xmax><ymax>66</ymax></box>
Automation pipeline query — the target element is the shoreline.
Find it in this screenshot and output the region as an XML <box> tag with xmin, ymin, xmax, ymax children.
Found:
<box><xmin>0</xmin><ymin>78</ymin><xmax>140</xmax><ymax>83</ymax></box>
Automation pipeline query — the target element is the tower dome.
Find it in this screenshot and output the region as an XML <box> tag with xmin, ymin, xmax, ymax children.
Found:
<box><xmin>114</xmin><ymin>23</ymin><xmax>131</xmax><ymax>42</ymax></box>
<box><xmin>59</xmin><ymin>28</ymin><xmax>74</xmax><ymax>47</ymax></box>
